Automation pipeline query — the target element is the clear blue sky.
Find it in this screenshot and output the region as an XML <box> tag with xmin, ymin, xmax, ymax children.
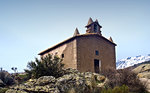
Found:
<box><xmin>0</xmin><ymin>0</ymin><xmax>150</xmax><ymax>72</ymax></box>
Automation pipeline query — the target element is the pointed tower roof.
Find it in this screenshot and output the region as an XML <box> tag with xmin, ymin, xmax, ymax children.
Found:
<box><xmin>73</xmin><ymin>28</ymin><xmax>80</xmax><ymax>36</ymax></box>
<box><xmin>95</xmin><ymin>19</ymin><xmax>98</xmax><ymax>22</ymax></box>
<box><xmin>86</xmin><ymin>17</ymin><xmax>93</xmax><ymax>27</ymax></box>
<box><xmin>95</xmin><ymin>19</ymin><xmax>102</xmax><ymax>28</ymax></box>
<box><xmin>109</xmin><ymin>37</ymin><xmax>114</xmax><ymax>42</ymax></box>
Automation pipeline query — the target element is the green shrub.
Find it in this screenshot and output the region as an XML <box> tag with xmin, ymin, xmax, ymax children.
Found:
<box><xmin>0</xmin><ymin>88</ymin><xmax>8</xmax><ymax>93</ymax></box>
<box><xmin>101</xmin><ymin>85</ymin><xmax>129</xmax><ymax>93</ymax></box>
<box><xmin>0</xmin><ymin>71</ymin><xmax>15</xmax><ymax>86</ymax></box>
<box><xmin>13</xmin><ymin>73</ymin><xmax>29</xmax><ymax>84</ymax></box>
<box><xmin>25</xmin><ymin>54</ymin><xmax>65</xmax><ymax>79</ymax></box>
<box><xmin>102</xmin><ymin>67</ymin><xmax>148</xmax><ymax>93</ymax></box>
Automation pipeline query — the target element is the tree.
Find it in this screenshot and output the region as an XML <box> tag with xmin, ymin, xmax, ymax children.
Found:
<box><xmin>0</xmin><ymin>67</ymin><xmax>2</xmax><ymax>72</ymax></box>
<box><xmin>25</xmin><ymin>54</ymin><xmax>64</xmax><ymax>79</ymax></box>
<box><xmin>11</xmin><ymin>67</ymin><xmax>17</xmax><ymax>73</ymax></box>
<box><xmin>0</xmin><ymin>71</ymin><xmax>15</xmax><ymax>86</ymax></box>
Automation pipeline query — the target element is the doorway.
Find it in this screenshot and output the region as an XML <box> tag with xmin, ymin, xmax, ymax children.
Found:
<box><xmin>94</xmin><ymin>59</ymin><xmax>101</xmax><ymax>73</ymax></box>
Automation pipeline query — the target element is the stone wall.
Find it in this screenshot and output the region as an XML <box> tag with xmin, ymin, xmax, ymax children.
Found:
<box><xmin>76</xmin><ymin>35</ymin><xmax>116</xmax><ymax>72</ymax></box>
<box><xmin>41</xmin><ymin>34</ymin><xmax>116</xmax><ymax>73</ymax></box>
<box><xmin>41</xmin><ymin>39</ymin><xmax>77</xmax><ymax>69</ymax></box>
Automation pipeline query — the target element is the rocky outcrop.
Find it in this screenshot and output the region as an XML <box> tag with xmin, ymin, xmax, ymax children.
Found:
<box><xmin>132</xmin><ymin>63</ymin><xmax>150</xmax><ymax>92</ymax></box>
<box><xmin>139</xmin><ymin>78</ymin><xmax>150</xmax><ymax>92</ymax></box>
<box><xmin>132</xmin><ymin>63</ymin><xmax>150</xmax><ymax>79</ymax></box>
<box><xmin>6</xmin><ymin>68</ymin><xmax>107</xmax><ymax>93</ymax></box>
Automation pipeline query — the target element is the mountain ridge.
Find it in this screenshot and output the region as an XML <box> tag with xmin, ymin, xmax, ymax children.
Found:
<box><xmin>116</xmin><ymin>54</ymin><xmax>150</xmax><ymax>69</ymax></box>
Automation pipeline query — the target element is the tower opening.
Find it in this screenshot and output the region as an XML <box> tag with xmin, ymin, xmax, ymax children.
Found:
<box><xmin>85</xmin><ymin>17</ymin><xmax>102</xmax><ymax>35</ymax></box>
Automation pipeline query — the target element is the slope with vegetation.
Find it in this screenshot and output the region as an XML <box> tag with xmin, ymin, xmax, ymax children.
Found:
<box><xmin>1</xmin><ymin>54</ymin><xmax>149</xmax><ymax>93</ymax></box>
<box><xmin>6</xmin><ymin>68</ymin><xmax>108</xmax><ymax>93</ymax></box>
<box><xmin>132</xmin><ymin>61</ymin><xmax>150</xmax><ymax>79</ymax></box>
<box><xmin>132</xmin><ymin>61</ymin><xmax>150</xmax><ymax>92</ymax></box>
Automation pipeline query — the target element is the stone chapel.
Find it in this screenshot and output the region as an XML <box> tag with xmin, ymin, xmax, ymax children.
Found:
<box><xmin>38</xmin><ymin>18</ymin><xmax>116</xmax><ymax>73</ymax></box>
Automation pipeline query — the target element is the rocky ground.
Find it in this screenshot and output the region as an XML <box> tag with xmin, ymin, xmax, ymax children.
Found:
<box><xmin>133</xmin><ymin>63</ymin><xmax>150</xmax><ymax>79</ymax></box>
<box><xmin>140</xmin><ymin>78</ymin><xmax>150</xmax><ymax>92</ymax></box>
<box><xmin>132</xmin><ymin>63</ymin><xmax>150</xmax><ymax>92</ymax></box>
<box><xmin>6</xmin><ymin>69</ymin><xmax>107</xmax><ymax>93</ymax></box>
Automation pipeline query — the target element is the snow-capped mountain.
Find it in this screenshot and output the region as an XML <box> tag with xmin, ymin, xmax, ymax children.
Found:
<box><xmin>116</xmin><ymin>54</ymin><xmax>150</xmax><ymax>69</ymax></box>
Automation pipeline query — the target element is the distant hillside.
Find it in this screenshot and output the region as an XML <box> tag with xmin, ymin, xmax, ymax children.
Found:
<box><xmin>132</xmin><ymin>61</ymin><xmax>150</xmax><ymax>92</ymax></box>
<box><xmin>116</xmin><ymin>54</ymin><xmax>150</xmax><ymax>69</ymax></box>
<box><xmin>132</xmin><ymin>61</ymin><xmax>150</xmax><ymax>79</ymax></box>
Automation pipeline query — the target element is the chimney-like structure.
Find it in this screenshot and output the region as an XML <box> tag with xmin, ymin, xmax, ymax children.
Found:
<box><xmin>109</xmin><ymin>37</ymin><xmax>114</xmax><ymax>42</ymax></box>
<box><xmin>73</xmin><ymin>28</ymin><xmax>80</xmax><ymax>36</ymax></box>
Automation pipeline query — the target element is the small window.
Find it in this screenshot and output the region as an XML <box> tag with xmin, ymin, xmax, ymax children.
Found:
<box><xmin>61</xmin><ymin>54</ymin><xmax>64</xmax><ymax>58</ymax></box>
<box><xmin>95</xmin><ymin>50</ymin><xmax>99</xmax><ymax>55</ymax></box>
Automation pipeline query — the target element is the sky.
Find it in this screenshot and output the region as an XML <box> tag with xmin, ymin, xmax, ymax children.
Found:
<box><xmin>0</xmin><ymin>0</ymin><xmax>150</xmax><ymax>73</ymax></box>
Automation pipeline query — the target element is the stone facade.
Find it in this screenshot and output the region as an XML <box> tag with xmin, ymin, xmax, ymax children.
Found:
<box><xmin>76</xmin><ymin>34</ymin><xmax>116</xmax><ymax>72</ymax></box>
<box><xmin>39</xmin><ymin>18</ymin><xmax>116</xmax><ymax>73</ymax></box>
<box><xmin>41</xmin><ymin>39</ymin><xmax>77</xmax><ymax>69</ymax></box>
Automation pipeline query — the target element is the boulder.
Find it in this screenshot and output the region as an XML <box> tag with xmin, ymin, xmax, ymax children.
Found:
<box><xmin>36</xmin><ymin>76</ymin><xmax>56</xmax><ymax>86</ymax></box>
<box><xmin>6</xmin><ymin>89</ymin><xmax>28</xmax><ymax>93</ymax></box>
<box><xmin>6</xmin><ymin>68</ymin><xmax>107</xmax><ymax>93</ymax></box>
<box><xmin>140</xmin><ymin>78</ymin><xmax>150</xmax><ymax>92</ymax></box>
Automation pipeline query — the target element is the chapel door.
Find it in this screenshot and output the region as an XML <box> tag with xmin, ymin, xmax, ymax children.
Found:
<box><xmin>94</xmin><ymin>59</ymin><xmax>101</xmax><ymax>73</ymax></box>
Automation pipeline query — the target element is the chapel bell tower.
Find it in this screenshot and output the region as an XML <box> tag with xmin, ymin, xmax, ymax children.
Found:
<box><xmin>85</xmin><ymin>17</ymin><xmax>102</xmax><ymax>35</ymax></box>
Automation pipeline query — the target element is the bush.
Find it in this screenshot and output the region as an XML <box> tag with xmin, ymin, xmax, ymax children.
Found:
<box><xmin>18</xmin><ymin>73</ymin><xmax>28</xmax><ymax>81</ymax></box>
<box><xmin>11</xmin><ymin>73</ymin><xmax>29</xmax><ymax>84</ymax></box>
<box><xmin>0</xmin><ymin>88</ymin><xmax>8</xmax><ymax>93</ymax></box>
<box><xmin>0</xmin><ymin>71</ymin><xmax>15</xmax><ymax>86</ymax></box>
<box><xmin>25</xmin><ymin>54</ymin><xmax>65</xmax><ymax>79</ymax></box>
<box><xmin>101</xmin><ymin>85</ymin><xmax>129</xmax><ymax>93</ymax></box>
<box><xmin>102</xmin><ymin>67</ymin><xmax>148</xmax><ymax>93</ymax></box>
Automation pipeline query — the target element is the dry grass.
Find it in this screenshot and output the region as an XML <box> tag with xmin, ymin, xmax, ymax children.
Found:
<box><xmin>102</xmin><ymin>67</ymin><xmax>148</xmax><ymax>93</ymax></box>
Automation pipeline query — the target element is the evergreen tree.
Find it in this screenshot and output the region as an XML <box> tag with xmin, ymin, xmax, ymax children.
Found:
<box><xmin>25</xmin><ymin>54</ymin><xmax>64</xmax><ymax>79</ymax></box>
